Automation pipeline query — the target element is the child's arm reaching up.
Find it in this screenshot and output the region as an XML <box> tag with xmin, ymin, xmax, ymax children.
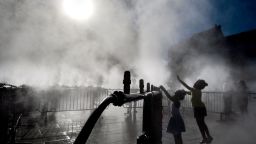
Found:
<box><xmin>160</xmin><ymin>85</ymin><xmax>175</xmax><ymax>101</ymax></box>
<box><xmin>177</xmin><ymin>75</ymin><xmax>193</xmax><ymax>91</ymax></box>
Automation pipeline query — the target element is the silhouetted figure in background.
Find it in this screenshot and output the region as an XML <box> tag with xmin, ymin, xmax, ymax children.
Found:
<box><xmin>177</xmin><ymin>75</ymin><xmax>213</xmax><ymax>144</ymax></box>
<box><xmin>223</xmin><ymin>81</ymin><xmax>234</xmax><ymax>119</ymax></box>
<box><xmin>237</xmin><ymin>80</ymin><xmax>248</xmax><ymax>114</ymax></box>
<box><xmin>160</xmin><ymin>86</ymin><xmax>186</xmax><ymax>144</ymax></box>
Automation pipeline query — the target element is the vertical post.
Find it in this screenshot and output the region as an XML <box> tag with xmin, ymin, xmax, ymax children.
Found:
<box><xmin>143</xmin><ymin>82</ymin><xmax>152</xmax><ymax>143</ymax></box>
<box><xmin>123</xmin><ymin>71</ymin><xmax>131</xmax><ymax>95</ymax></box>
<box><xmin>147</xmin><ymin>83</ymin><xmax>151</xmax><ymax>92</ymax></box>
<box><xmin>123</xmin><ymin>71</ymin><xmax>131</xmax><ymax>114</ymax></box>
<box><xmin>139</xmin><ymin>79</ymin><xmax>144</xmax><ymax>94</ymax></box>
<box><xmin>138</xmin><ymin>83</ymin><xmax>162</xmax><ymax>144</ymax></box>
<box><xmin>138</xmin><ymin>82</ymin><xmax>151</xmax><ymax>144</ymax></box>
<box><xmin>150</xmin><ymin>91</ymin><xmax>162</xmax><ymax>144</ymax></box>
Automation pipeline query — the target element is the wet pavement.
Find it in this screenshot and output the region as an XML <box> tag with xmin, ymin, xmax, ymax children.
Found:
<box><xmin>16</xmin><ymin>99</ymin><xmax>256</xmax><ymax>144</ymax></box>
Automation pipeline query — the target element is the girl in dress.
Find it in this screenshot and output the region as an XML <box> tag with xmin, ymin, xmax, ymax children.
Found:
<box><xmin>160</xmin><ymin>85</ymin><xmax>186</xmax><ymax>144</ymax></box>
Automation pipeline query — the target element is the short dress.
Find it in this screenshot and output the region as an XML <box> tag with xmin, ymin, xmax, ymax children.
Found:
<box><xmin>193</xmin><ymin>107</ymin><xmax>207</xmax><ymax>118</ymax></box>
<box><xmin>167</xmin><ymin>102</ymin><xmax>185</xmax><ymax>134</ymax></box>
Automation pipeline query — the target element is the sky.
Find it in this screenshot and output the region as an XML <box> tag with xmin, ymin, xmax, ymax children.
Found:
<box><xmin>0</xmin><ymin>0</ymin><xmax>255</xmax><ymax>89</ymax></box>
<box><xmin>210</xmin><ymin>0</ymin><xmax>256</xmax><ymax>35</ymax></box>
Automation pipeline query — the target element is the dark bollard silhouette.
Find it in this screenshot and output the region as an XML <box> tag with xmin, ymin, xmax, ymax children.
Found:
<box><xmin>140</xmin><ymin>79</ymin><xmax>144</xmax><ymax>94</ymax></box>
<box><xmin>147</xmin><ymin>83</ymin><xmax>150</xmax><ymax>92</ymax></box>
<box><xmin>137</xmin><ymin>82</ymin><xmax>162</xmax><ymax>144</ymax></box>
<box><xmin>123</xmin><ymin>71</ymin><xmax>131</xmax><ymax>94</ymax></box>
<box><xmin>123</xmin><ymin>71</ymin><xmax>132</xmax><ymax>114</ymax></box>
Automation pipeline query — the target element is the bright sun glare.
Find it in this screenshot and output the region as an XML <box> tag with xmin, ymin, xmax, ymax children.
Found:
<box><xmin>62</xmin><ymin>0</ymin><xmax>94</xmax><ymax>21</ymax></box>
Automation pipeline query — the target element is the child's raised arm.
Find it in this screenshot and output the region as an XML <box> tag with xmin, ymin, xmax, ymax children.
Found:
<box><xmin>177</xmin><ymin>75</ymin><xmax>193</xmax><ymax>91</ymax></box>
<box><xmin>159</xmin><ymin>85</ymin><xmax>175</xmax><ymax>102</ymax></box>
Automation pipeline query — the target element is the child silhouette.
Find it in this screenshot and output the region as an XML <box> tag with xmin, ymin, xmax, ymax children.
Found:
<box><xmin>177</xmin><ymin>75</ymin><xmax>213</xmax><ymax>143</ymax></box>
<box><xmin>160</xmin><ymin>85</ymin><xmax>186</xmax><ymax>144</ymax></box>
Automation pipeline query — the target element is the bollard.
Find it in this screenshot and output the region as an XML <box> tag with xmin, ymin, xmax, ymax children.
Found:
<box><xmin>150</xmin><ymin>91</ymin><xmax>162</xmax><ymax>144</ymax></box>
<box><xmin>137</xmin><ymin>81</ymin><xmax>151</xmax><ymax>144</ymax></box>
<box><xmin>139</xmin><ymin>79</ymin><xmax>144</xmax><ymax>94</ymax></box>
<box><xmin>150</xmin><ymin>84</ymin><xmax>162</xmax><ymax>144</ymax></box>
<box><xmin>134</xmin><ymin>79</ymin><xmax>144</xmax><ymax>113</ymax></box>
<box><xmin>147</xmin><ymin>83</ymin><xmax>150</xmax><ymax>92</ymax></box>
<box><xmin>123</xmin><ymin>71</ymin><xmax>132</xmax><ymax>114</ymax></box>
<box><xmin>143</xmin><ymin>82</ymin><xmax>151</xmax><ymax>133</ymax></box>
<box><xmin>123</xmin><ymin>71</ymin><xmax>131</xmax><ymax>94</ymax></box>
<box><xmin>138</xmin><ymin>83</ymin><xmax>162</xmax><ymax>144</ymax></box>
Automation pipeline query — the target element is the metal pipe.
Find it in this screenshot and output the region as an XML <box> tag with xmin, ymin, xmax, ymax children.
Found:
<box><xmin>74</xmin><ymin>96</ymin><xmax>114</xmax><ymax>144</ymax></box>
<box><xmin>74</xmin><ymin>91</ymin><xmax>160</xmax><ymax>144</ymax></box>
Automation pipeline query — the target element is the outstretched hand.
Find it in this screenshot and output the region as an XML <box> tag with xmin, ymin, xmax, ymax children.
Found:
<box><xmin>176</xmin><ymin>75</ymin><xmax>193</xmax><ymax>90</ymax></box>
<box><xmin>159</xmin><ymin>85</ymin><xmax>174</xmax><ymax>101</ymax></box>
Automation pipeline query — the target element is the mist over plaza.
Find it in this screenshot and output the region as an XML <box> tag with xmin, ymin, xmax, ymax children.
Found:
<box><xmin>0</xmin><ymin>0</ymin><xmax>256</xmax><ymax>144</ymax></box>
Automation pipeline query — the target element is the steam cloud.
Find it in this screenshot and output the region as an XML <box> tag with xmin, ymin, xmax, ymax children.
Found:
<box><xmin>1</xmin><ymin>1</ymin><xmax>256</xmax><ymax>143</ymax></box>
<box><xmin>0</xmin><ymin>0</ymin><xmax>231</xmax><ymax>89</ymax></box>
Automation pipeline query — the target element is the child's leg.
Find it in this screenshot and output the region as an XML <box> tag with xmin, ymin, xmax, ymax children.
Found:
<box><xmin>201</xmin><ymin>117</ymin><xmax>211</xmax><ymax>138</ymax></box>
<box><xmin>202</xmin><ymin>119</ymin><xmax>213</xmax><ymax>142</ymax></box>
<box><xmin>196</xmin><ymin>117</ymin><xmax>207</xmax><ymax>139</ymax></box>
<box><xmin>174</xmin><ymin>133</ymin><xmax>183</xmax><ymax>144</ymax></box>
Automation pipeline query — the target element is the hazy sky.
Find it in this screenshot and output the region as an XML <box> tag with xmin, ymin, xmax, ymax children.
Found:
<box><xmin>0</xmin><ymin>0</ymin><xmax>255</xmax><ymax>88</ymax></box>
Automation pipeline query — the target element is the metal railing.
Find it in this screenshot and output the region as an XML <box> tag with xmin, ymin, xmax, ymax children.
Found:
<box><xmin>40</xmin><ymin>88</ymin><xmax>109</xmax><ymax>112</ymax></box>
<box><xmin>40</xmin><ymin>88</ymin><xmax>145</xmax><ymax>113</ymax></box>
<box><xmin>248</xmin><ymin>92</ymin><xmax>256</xmax><ymax>99</ymax></box>
<box><xmin>39</xmin><ymin>87</ymin><xmax>255</xmax><ymax>123</ymax></box>
<box><xmin>3</xmin><ymin>80</ymin><xmax>256</xmax><ymax>144</ymax></box>
<box><xmin>177</xmin><ymin>91</ymin><xmax>255</xmax><ymax>120</ymax></box>
<box><xmin>40</xmin><ymin>89</ymin><xmax>256</xmax><ymax>114</ymax></box>
<box><xmin>181</xmin><ymin>91</ymin><xmax>224</xmax><ymax>113</ymax></box>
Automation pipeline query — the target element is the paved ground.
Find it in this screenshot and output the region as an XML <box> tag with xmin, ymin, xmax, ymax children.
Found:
<box><xmin>16</xmin><ymin>100</ymin><xmax>256</xmax><ymax>144</ymax></box>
